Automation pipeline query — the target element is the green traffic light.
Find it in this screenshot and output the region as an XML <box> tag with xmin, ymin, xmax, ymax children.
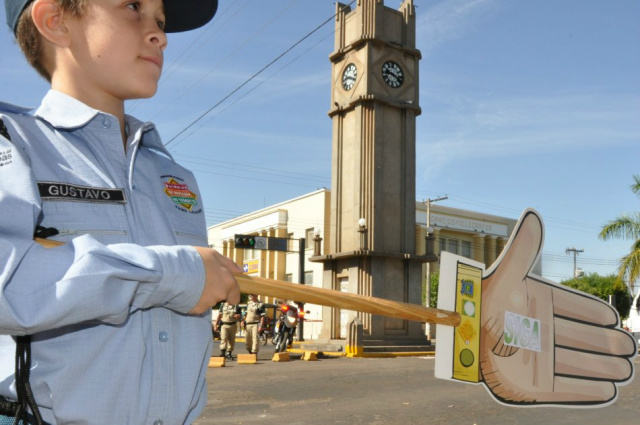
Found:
<box><xmin>235</xmin><ymin>234</ymin><xmax>257</xmax><ymax>248</ymax></box>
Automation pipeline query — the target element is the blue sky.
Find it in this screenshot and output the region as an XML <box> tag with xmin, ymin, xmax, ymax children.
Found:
<box><xmin>1</xmin><ymin>0</ymin><xmax>639</xmax><ymax>285</ymax></box>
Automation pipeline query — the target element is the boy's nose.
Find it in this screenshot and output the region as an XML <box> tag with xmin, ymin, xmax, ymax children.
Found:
<box><xmin>149</xmin><ymin>30</ymin><xmax>168</xmax><ymax>50</ymax></box>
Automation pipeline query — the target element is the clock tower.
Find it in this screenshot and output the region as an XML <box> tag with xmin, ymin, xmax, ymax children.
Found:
<box><xmin>314</xmin><ymin>0</ymin><xmax>432</xmax><ymax>344</ymax></box>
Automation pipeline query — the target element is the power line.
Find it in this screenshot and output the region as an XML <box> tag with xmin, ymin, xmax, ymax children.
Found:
<box><xmin>128</xmin><ymin>0</ymin><xmax>248</xmax><ymax>113</ymax></box>
<box><xmin>149</xmin><ymin>0</ymin><xmax>294</xmax><ymax>122</ymax></box>
<box><xmin>165</xmin><ymin>28</ymin><xmax>335</xmax><ymax>151</ymax></box>
<box><xmin>164</xmin><ymin>1</ymin><xmax>356</xmax><ymax>147</ymax></box>
<box><xmin>175</xmin><ymin>153</ymin><xmax>328</xmax><ymax>182</ymax></box>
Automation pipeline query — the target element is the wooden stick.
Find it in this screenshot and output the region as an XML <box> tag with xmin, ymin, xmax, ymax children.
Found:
<box><xmin>234</xmin><ymin>273</ymin><xmax>460</xmax><ymax>326</ymax></box>
<box><xmin>34</xmin><ymin>237</ymin><xmax>460</xmax><ymax>326</ymax></box>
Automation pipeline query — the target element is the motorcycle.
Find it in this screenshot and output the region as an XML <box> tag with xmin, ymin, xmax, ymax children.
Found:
<box><xmin>257</xmin><ymin>317</ymin><xmax>273</xmax><ymax>346</ymax></box>
<box><xmin>273</xmin><ymin>304</ymin><xmax>304</xmax><ymax>353</ymax></box>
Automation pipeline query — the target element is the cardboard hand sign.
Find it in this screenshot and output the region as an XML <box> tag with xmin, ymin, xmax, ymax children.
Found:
<box><xmin>436</xmin><ymin>209</ymin><xmax>636</xmax><ymax>407</ymax></box>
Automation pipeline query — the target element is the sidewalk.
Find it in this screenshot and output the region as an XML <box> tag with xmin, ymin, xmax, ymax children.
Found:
<box><xmin>225</xmin><ymin>337</ymin><xmax>436</xmax><ymax>358</ymax></box>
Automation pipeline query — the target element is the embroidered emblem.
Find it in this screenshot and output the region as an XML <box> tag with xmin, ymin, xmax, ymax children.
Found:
<box><xmin>38</xmin><ymin>182</ymin><xmax>126</xmax><ymax>203</ymax></box>
<box><xmin>162</xmin><ymin>176</ymin><xmax>199</xmax><ymax>211</ymax></box>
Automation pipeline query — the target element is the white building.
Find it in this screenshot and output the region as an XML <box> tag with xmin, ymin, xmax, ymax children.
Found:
<box><xmin>207</xmin><ymin>189</ymin><xmax>534</xmax><ymax>341</ymax></box>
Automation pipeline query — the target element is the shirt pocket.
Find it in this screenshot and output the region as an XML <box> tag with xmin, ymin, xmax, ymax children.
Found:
<box><xmin>159</xmin><ymin>177</ymin><xmax>207</xmax><ymax>246</ymax></box>
<box><xmin>166</xmin><ymin>215</ymin><xmax>208</xmax><ymax>247</ymax></box>
<box><xmin>40</xmin><ymin>200</ymin><xmax>130</xmax><ymax>245</ymax></box>
<box><xmin>171</xmin><ymin>227</ymin><xmax>208</xmax><ymax>246</ymax></box>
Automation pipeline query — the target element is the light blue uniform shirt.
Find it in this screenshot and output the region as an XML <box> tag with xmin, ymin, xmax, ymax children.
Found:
<box><xmin>0</xmin><ymin>91</ymin><xmax>212</xmax><ymax>425</ymax></box>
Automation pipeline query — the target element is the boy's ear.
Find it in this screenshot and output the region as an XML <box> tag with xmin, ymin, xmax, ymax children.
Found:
<box><xmin>31</xmin><ymin>0</ymin><xmax>71</xmax><ymax>47</ymax></box>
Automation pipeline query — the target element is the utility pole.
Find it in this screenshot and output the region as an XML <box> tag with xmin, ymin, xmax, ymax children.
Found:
<box><xmin>565</xmin><ymin>247</ymin><xmax>584</xmax><ymax>278</ymax></box>
<box><xmin>425</xmin><ymin>195</ymin><xmax>448</xmax><ymax>340</ymax></box>
<box><xmin>297</xmin><ymin>238</ymin><xmax>305</xmax><ymax>342</ymax></box>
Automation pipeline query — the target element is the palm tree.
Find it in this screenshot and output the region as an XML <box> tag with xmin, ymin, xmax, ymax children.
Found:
<box><xmin>599</xmin><ymin>175</ymin><xmax>640</xmax><ymax>287</ymax></box>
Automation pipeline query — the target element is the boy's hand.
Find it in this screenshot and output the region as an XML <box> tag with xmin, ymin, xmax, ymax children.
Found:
<box><xmin>190</xmin><ymin>247</ymin><xmax>242</xmax><ymax>314</ymax></box>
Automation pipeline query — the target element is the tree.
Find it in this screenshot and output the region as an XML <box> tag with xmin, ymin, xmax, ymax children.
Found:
<box><xmin>422</xmin><ymin>272</ymin><xmax>440</xmax><ymax>309</ymax></box>
<box><xmin>429</xmin><ymin>272</ymin><xmax>439</xmax><ymax>309</ymax></box>
<box><xmin>599</xmin><ymin>174</ymin><xmax>640</xmax><ymax>288</ymax></box>
<box><xmin>427</xmin><ymin>269</ymin><xmax>631</xmax><ymax>319</ymax></box>
<box><xmin>561</xmin><ymin>273</ymin><xmax>632</xmax><ymax>320</ymax></box>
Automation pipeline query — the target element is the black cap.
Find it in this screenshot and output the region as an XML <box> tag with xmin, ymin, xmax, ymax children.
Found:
<box><xmin>164</xmin><ymin>0</ymin><xmax>218</xmax><ymax>33</ymax></box>
<box><xmin>5</xmin><ymin>0</ymin><xmax>218</xmax><ymax>34</ymax></box>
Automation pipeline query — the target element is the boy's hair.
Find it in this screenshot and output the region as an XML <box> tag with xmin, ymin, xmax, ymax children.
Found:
<box><xmin>15</xmin><ymin>0</ymin><xmax>86</xmax><ymax>82</ymax></box>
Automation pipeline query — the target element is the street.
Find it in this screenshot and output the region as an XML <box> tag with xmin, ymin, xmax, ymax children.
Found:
<box><xmin>194</xmin><ymin>342</ymin><xmax>640</xmax><ymax>425</ymax></box>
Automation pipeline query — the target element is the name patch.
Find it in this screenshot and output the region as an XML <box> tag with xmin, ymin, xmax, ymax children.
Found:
<box><xmin>38</xmin><ymin>182</ymin><xmax>126</xmax><ymax>204</ymax></box>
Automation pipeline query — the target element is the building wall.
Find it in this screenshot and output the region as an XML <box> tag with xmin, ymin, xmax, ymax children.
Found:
<box><xmin>415</xmin><ymin>204</ymin><xmax>542</xmax><ymax>276</ymax></box>
<box><xmin>207</xmin><ymin>189</ymin><xmax>330</xmax><ymax>340</ymax></box>
<box><xmin>207</xmin><ymin>190</ymin><xmax>537</xmax><ymax>341</ymax></box>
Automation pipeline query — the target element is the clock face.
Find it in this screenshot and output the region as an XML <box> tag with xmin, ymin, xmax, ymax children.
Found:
<box><xmin>342</xmin><ymin>63</ymin><xmax>357</xmax><ymax>91</ymax></box>
<box><xmin>381</xmin><ymin>61</ymin><xmax>404</xmax><ymax>88</ymax></box>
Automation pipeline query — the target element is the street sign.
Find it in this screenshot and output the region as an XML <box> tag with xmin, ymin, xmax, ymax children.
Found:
<box><xmin>254</xmin><ymin>236</ymin><xmax>268</xmax><ymax>250</ymax></box>
<box><xmin>267</xmin><ymin>237</ymin><xmax>288</xmax><ymax>252</ymax></box>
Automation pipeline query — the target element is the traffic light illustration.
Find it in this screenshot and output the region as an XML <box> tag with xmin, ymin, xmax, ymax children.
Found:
<box><xmin>234</xmin><ymin>234</ymin><xmax>267</xmax><ymax>249</ymax></box>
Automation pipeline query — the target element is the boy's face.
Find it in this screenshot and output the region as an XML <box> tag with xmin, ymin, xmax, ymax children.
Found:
<box><xmin>60</xmin><ymin>0</ymin><xmax>167</xmax><ymax>102</ymax></box>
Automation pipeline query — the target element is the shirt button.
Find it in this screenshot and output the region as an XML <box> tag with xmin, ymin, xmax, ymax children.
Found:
<box><xmin>102</xmin><ymin>117</ymin><xmax>111</xmax><ymax>128</ymax></box>
<box><xmin>159</xmin><ymin>331</ymin><xmax>169</xmax><ymax>342</ymax></box>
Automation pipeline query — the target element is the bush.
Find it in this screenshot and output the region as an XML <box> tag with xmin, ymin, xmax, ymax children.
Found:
<box><xmin>560</xmin><ymin>273</ymin><xmax>632</xmax><ymax>320</ymax></box>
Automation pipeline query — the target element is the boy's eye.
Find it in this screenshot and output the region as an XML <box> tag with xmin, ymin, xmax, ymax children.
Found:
<box><xmin>127</xmin><ymin>2</ymin><xmax>140</xmax><ymax>12</ymax></box>
<box><xmin>157</xmin><ymin>20</ymin><xmax>165</xmax><ymax>30</ymax></box>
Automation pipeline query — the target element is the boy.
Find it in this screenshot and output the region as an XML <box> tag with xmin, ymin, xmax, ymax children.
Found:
<box><xmin>0</xmin><ymin>0</ymin><xmax>241</xmax><ymax>424</ymax></box>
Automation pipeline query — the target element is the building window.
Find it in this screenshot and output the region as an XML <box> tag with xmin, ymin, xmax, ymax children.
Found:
<box><xmin>305</xmin><ymin>228</ymin><xmax>314</xmax><ymax>249</ymax></box>
<box><xmin>304</xmin><ymin>271</ymin><xmax>314</xmax><ymax>285</ymax></box>
<box><xmin>447</xmin><ymin>239</ymin><xmax>458</xmax><ymax>254</ymax></box>
<box><xmin>439</xmin><ymin>237</ymin><xmax>472</xmax><ymax>259</ymax></box>
<box><xmin>243</xmin><ymin>247</ymin><xmax>257</xmax><ymax>261</ymax></box>
<box><xmin>461</xmin><ymin>240</ymin><xmax>471</xmax><ymax>258</ymax></box>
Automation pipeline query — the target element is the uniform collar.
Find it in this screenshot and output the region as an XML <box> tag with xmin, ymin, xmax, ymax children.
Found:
<box><xmin>35</xmin><ymin>90</ymin><xmax>101</xmax><ymax>129</ymax></box>
<box><xmin>35</xmin><ymin>90</ymin><xmax>174</xmax><ymax>160</ymax></box>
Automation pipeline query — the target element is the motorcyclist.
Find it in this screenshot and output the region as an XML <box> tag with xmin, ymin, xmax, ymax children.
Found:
<box><xmin>273</xmin><ymin>303</ymin><xmax>303</xmax><ymax>352</ymax></box>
